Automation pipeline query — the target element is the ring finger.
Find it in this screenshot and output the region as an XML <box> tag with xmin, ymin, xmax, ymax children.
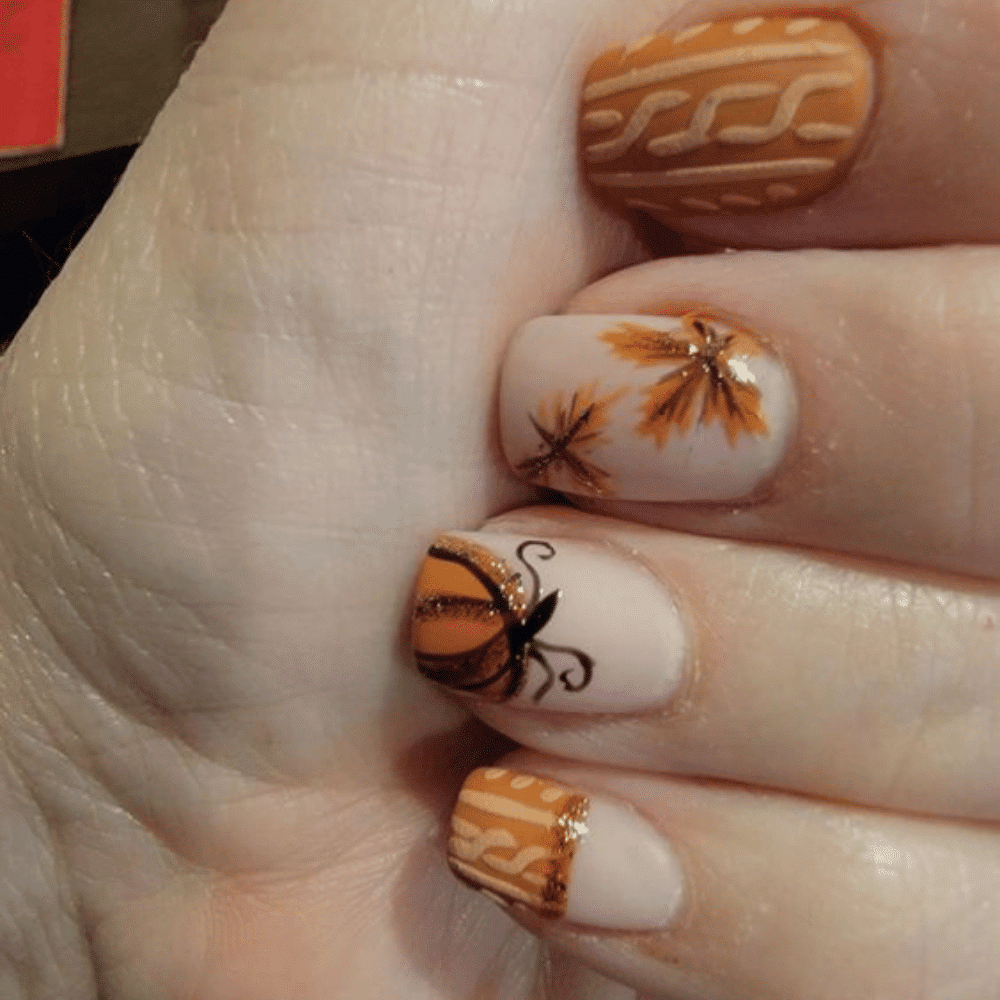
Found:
<box><xmin>410</xmin><ymin>506</ymin><xmax>1000</xmax><ymax>819</ymax></box>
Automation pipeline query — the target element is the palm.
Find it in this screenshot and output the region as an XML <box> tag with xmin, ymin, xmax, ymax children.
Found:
<box><xmin>0</xmin><ymin>0</ymin><xmax>650</xmax><ymax>996</ymax></box>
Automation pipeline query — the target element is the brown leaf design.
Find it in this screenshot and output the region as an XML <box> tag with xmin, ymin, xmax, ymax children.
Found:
<box><xmin>601</xmin><ymin>312</ymin><xmax>769</xmax><ymax>447</ymax></box>
<box><xmin>516</xmin><ymin>381</ymin><xmax>625</xmax><ymax>495</ymax></box>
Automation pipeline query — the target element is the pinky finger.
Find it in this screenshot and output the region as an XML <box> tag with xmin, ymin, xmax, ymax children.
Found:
<box><xmin>448</xmin><ymin>760</ymin><xmax>1000</xmax><ymax>1000</ymax></box>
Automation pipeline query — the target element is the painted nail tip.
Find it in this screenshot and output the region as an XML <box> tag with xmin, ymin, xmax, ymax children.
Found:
<box><xmin>579</xmin><ymin>13</ymin><xmax>876</xmax><ymax>217</ymax></box>
<box><xmin>449</xmin><ymin>768</ymin><xmax>685</xmax><ymax>931</ymax></box>
<box><xmin>448</xmin><ymin>767</ymin><xmax>586</xmax><ymax>918</ymax></box>
<box><xmin>411</xmin><ymin>531</ymin><xmax>685</xmax><ymax>714</ymax></box>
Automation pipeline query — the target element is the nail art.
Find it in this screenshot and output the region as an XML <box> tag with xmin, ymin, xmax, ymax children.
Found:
<box><xmin>579</xmin><ymin>14</ymin><xmax>876</xmax><ymax>217</ymax></box>
<box><xmin>516</xmin><ymin>382</ymin><xmax>626</xmax><ymax>496</ymax></box>
<box><xmin>411</xmin><ymin>532</ymin><xmax>684</xmax><ymax>712</ymax></box>
<box><xmin>602</xmin><ymin>313</ymin><xmax>767</xmax><ymax>446</ymax></box>
<box><xmin>449</xmin><ymin>767</ymin><xmax>684</xmax><ymax>929</ymax></box>
<box><xmin>500</xmin><ymin>309</ymin><xmax>795</xmax><ymax>502</ymax></box>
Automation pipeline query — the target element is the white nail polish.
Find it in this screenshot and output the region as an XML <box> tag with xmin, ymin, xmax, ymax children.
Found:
<box><xmin>566</xmin><ymin>794</ymin><xmax>683</xmax><ymax>929</ymax></box>
<box><xmin>500</xmin><ymin>311</ymin><xmax>796</xmax><ymax>502</ymax></box>
<box><xmin>412</xmin><ymin>532</ymin><xmax>685</xmax><ymax>713</ymax></box>
<box><xmin>449</xmin><ymin>767</ymin><xmax>684</xmax><ymax>930</ymax></box>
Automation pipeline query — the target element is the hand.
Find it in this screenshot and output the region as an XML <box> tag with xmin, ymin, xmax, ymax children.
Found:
<box><xmin>0</xmin><ymin>0</ymin><xmax>645</xmax><ymax>994</ymax></box>
<box><xmin>1</xmin><ymin>1</ymin><xmax>998</xmax><ymax>998</ymax></box>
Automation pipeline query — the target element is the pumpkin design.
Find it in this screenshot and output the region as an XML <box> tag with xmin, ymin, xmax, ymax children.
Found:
<box><xmin>411</xmin><ymin>535</ymin><xmax>593</xmax><ymax>703</ymax></box>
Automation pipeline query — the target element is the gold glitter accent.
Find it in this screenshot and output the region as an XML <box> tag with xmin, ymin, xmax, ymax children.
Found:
<box><xmin>543</xmin><ymin>794</ymin><xmax>589</xmax><ymax>912</ymax></box>
<box><xmin>434</xmin><ymin>534</ymin><xmax>528</xmax><ymax>617</ymax></box>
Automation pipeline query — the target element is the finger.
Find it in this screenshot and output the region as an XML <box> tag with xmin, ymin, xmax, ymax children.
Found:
<box><xmin>542</xmin><ymin>951</ymin><xmax>640</xmax><ymax>1000</ymax></box>
<box><xmin>446</xmin><ymin>761</ymin><xmax>1000</xmax><ymax>1000</ymax></box>
<box><xmin>410</xmin><ymin>508</ymin><xmax>1000</xmax><ymax>819</ymax></box>
<box><xmin>577</xmin><ymin>0</ymin><xmax>1000</xmax><ymax>248</ymax></box>
<box><xmin>498</xmin><ymin>247</ymin><xmax>1000</xmax><ymax>578</ymax></box>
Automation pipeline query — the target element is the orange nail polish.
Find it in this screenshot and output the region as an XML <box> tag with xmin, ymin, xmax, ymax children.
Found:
<box><xmin>448</xmin><ymin>767</ymin><xmax>685</xmax><ymax>928</ymax></box>
<box><xmin>580</xmin><ymin>13</ymin><xmax>877</xmax><ymax>217</ymax></box>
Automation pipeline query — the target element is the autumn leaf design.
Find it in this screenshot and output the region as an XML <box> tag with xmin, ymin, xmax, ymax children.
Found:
<box><xmin>600</xmin><ymin>313</ymin><xmax>769</xmax><ymax>447</ymax></box>
<box><xmin>516</xmin><ymin>381</ymin><xmax>625</xmax><ymax>495</ymax></box>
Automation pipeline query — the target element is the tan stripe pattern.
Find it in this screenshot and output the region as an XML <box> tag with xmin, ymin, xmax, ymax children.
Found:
<box><xmin>579</xmin><ymin>15</ymin><xmax>876</xmax><ymax>216</ymax></box>
<box><xmin>448</xmin><ymin>767</ymin><xmax>589</xmax><ymax>917</ymax></box>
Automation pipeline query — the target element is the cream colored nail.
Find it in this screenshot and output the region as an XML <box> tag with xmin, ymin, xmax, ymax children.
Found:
<box><xmin>411</xmin><ymin>532</ymin><xmax>684</xmax><ymax>712</ymax></box>
<box><xmin>500</xmin><ymin>309</ymin><xmax>795</xmax><ymax>502</ymax></box>
<box><xmin>449</xmin><ymin>767</ymin><xmax>684</xmax><ymax>930</ymax></box>
<box><xmin>579</xmin><ymin>13</ymin><xmax>877</xmax><ymax>217</ymax></box>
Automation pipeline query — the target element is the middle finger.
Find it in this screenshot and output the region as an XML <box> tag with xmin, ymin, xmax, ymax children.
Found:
<box><xmin>499</xmin><ymin>246</ymin><xmax>1000</xmax><ymax>578</ymax></box>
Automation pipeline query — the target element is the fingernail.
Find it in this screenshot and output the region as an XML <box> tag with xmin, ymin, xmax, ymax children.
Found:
<box><xmin>449</xmin><ymin>766</ymin><xmax>684</xmax><ymax>929</ymax></box>
<box><xmin>579</xmin><ymin>13</ymin><xmax>876</xmax><ymax>217</ymax></box>
<box><xmin>500</xmin><ymin>309</ymin><xmax>795</xmax><ymax>502</ymax></box>
<box><xmin>411</xmin><ymin>532</ymin><xmax>684</xmax><ymax>712</ymax></box>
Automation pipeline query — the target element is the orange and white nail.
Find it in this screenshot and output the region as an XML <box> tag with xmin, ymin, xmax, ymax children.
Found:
<box><xmin>448</xmin><ymin>767</ymin><xmax>684</xmax><ymax>929</ymax></box>
<box><xmin>579</xmin><ymin>13</ymin><xmax>877</xmax><ymax>218</ymax></box>
<box><xmin>411</xmin><ymin>532</ymin><xmax>684</xmax><ymax>712</ymax></box>
<box><xmin>500</xmin><ymin>309</ymin><xmax>795</xmax><ymax>502</ymax></box>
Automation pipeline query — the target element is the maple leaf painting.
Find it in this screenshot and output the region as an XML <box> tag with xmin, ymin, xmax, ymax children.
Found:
<box><xmin>516</xmin><ymin>382</ymin><xmax>625</xmax><ymax>496</ymax></box>
<box><xmin>600</xmin><ymin>313</ymin><xmax>769</xmax><ymax>447</ymax></box>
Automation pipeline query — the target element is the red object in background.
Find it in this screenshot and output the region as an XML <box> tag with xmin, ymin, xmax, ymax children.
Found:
<box><xmin>0</xmin><ymin>0</ymin><xmax>70</xmax><ymax>156</ymax></box>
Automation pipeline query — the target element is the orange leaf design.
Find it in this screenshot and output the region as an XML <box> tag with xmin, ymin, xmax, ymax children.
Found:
<box><xmin>601</xmin><ymin>312</ymin><xmax>769</xmax><ymax>448</ymax></box>
<box><xmin>516</xmin><ymin>381</ymin><xmax>625</xmax><ymax>495</ymax></box>
<box><xmin>600</xmin><ymin>319</ymin><xmax>700</xmax><ymax>367</ymax></box>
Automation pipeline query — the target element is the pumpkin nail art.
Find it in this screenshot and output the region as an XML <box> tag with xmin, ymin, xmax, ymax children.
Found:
<box><xmin>501</xmin><ymin>309</ymin><xmax>795</xmax><ymax>502</ymax></box>
<box><xmin>411</xmin><ymin>532</ymin><xmax>684</xmax><ymax>712</ymax></box>
<box><xmin>448</xmin><ymin>767</ymin><xmax>684</xmax><ymax>929</ymax></box>
<box><xmin>579</xmin><ymin>13</ymin><xmax>877</xmax><ymax>219</ymax></box>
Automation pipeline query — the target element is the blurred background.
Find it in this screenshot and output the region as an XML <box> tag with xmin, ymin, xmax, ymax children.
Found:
<box><xmin>1</xmin><ymin>0</ymin><xmax>229</xmax><ymax>350</ymax></box>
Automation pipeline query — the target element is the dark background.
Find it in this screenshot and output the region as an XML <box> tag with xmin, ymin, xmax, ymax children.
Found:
<box><xmin>1</xmin><ymin>0</ymin><xmax>229</xmax><ymax>351</ymax></box>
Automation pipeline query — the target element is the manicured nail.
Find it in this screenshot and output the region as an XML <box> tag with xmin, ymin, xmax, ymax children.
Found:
<box><xmin>500</xmin><ymin>309</ymin><xmax>795</xmax><ymax>502</ymax></box>
<box><xmin>411</xmin><ymin>531</ymin><xmax>684</xmax><ymax>711</ymax></box>
<box><xmin>579</xmin><ymin>13</ymin><xmax>876</xmax><ymax>217</ymax></box>
<box><xmin>449</xmin><ymin>767</ymin><xmax>684</xmax><ymax>929</ymax></box>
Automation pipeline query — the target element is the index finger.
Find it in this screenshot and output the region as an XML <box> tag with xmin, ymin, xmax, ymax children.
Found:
<box><xmin>577</xmin><ymin>0</ymin><xmax>1000</xmax><ymax>248</ymax></box>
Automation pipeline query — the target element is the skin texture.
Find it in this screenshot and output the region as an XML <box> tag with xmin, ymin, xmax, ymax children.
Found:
<box><xmin>2</xmin><ymin>0</ymin><xmax>1000</xmax><ymax>998</ymax></box>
